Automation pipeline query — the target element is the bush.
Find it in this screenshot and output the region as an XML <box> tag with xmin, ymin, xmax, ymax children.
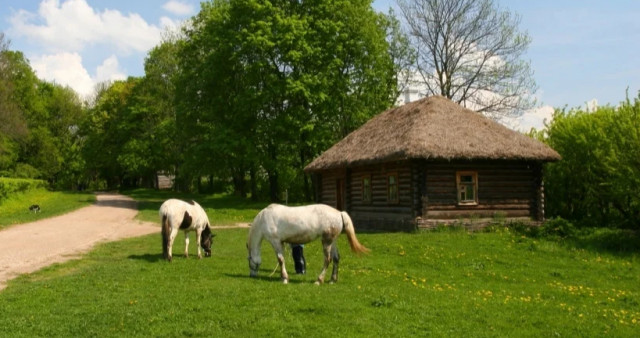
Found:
<box><xmin>0</xmin><ymin>178</ymin><xmax>48</xmax><ymax>203</ymax></box>
<box><xmin>540</xmin><ymin>94</ymin><xmax>640</xmax><ymax>229</ymax></box>
<box><xmin>540</xmin><ymin>217</ymin><xmax>576</xmax><ymax>238</ymax></box>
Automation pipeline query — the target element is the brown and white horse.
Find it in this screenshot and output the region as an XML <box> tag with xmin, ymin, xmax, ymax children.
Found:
<box><xmin>247</xmin><ymin>204</ymin><xmax>369</xmax><ymax>284</ymax></box>
<box><xmin>160</xmin><ymin>199</ymin><xmax>214</xmax><ymax>262</ymax></box>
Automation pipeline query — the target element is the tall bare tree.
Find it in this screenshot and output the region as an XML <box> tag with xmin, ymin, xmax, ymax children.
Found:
<box><xmin>397</xmin><ymin>0</ymin><xmax>536</xmax><ymax>118</ymax></box>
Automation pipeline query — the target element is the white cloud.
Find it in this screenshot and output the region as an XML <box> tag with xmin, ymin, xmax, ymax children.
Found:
<box><xmin>9</xmin><ymin>0</ymin><xmax>163</xmax><ymax>54</ymax></box>
<box><xmin>30</xmin><ymin>52</ymin><xmax>94</xmax><ymax>96</ymax></box>
<box><xmin>502</xmin><ymin>105</ymin><xmax>555</xmax><ymax>132</ymax></box>
<box><xmin>31</xmin><ymin>52</ymin><xmax>126</xmax><ymax>98</ymax></box>
<box><xmin>7</xmin><ymin>0</ymin><xmax>182</xmax><ymax>98</ymax></box>
<box><xmin>95</xmin><ymin>55</ymin><xmax>127</xmax><ymax>83</ymax></box>
<box><xmin>162</xmin><ymin>1</ymin><xmax>195</xmax><ymax>16</ymax></box>
<box><xmin>585</xmin><ymin>98</ymin><xmax>598</xmax><ymax>112</ymax></box>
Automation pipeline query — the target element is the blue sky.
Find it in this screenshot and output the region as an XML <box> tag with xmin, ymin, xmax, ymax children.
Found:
<box><xmin>1</xmin><ymin>0</ymin><xmax>639</xmax><ymax>130</ymax></box>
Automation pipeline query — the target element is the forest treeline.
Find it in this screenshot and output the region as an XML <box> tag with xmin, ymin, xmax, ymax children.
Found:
<box><xmin>1</xmin><ymin>1</ymin><xmax>409</xmax><ymax>202</ymax></box>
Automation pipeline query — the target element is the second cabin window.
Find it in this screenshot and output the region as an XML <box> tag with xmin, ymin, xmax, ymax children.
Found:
<box><xmin>387</xmin><ymin>173</ymin><xmax>398</xmax><ymax>204</ymax></box>
<box><xmin>362</xmin><ymin>175</ymin><xmax>372</xmax><ymax>204</ymax></box>
<box><xmin>457</xmin><ymin>171</ymin><xmax>478</xmax><ymax>205</ymax></box>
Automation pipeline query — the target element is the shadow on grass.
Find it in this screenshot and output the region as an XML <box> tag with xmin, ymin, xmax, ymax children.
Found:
<box><xmin>223</xmin><ymin>273</ymin><xmax>311</xmax><ymax>284</ymax></box>
<box><xmin>94</xmin><ymin>197</ymin><xmax>139</xmax><ymax>211</ymax></box>
<box><xmin>128</xmin><ymin>253</ymin><xmax>164</xmax><ymax>263</ymax></box>
<box><xmin>566</xmin><ymin>229</ymin><xmax>640</xmax><ymax>257</ymax></box>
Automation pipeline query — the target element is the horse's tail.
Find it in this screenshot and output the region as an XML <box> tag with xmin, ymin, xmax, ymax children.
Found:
<box><xmin>341</xmin><ymin>211</ymin><xmax>370</xmax><ymax>255</ymax></box>
<box><xmin>161</xmin><ymin>214</ymin><xmax>170</xmax><ymax>260</ymax></box>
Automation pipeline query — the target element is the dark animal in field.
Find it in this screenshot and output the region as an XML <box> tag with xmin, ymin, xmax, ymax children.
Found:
<box><xmin>29</xmin><ymin>204</ymin><xmax>41</xmax><ymax>213</ymax></box>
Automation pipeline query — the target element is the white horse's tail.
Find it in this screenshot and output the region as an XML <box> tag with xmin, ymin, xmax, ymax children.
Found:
<box><xmin>340</xmin><ymin>212</ymin><xmax>370</xmax><ymax>255</ymax></box>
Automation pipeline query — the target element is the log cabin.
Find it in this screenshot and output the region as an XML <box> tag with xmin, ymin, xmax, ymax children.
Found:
<box><xmin>304</xmin><ymin>96</ymin><xmax>561</xmax><ymax>231</ymax></box>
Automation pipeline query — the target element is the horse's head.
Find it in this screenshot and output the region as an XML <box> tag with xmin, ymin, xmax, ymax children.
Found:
<box><xmin>247</xmin><ymin>243</ymin><xmax>261</xmax><ymax>277</ymax></box>
<box><xmin>200</xmin><ymin>227</ymin><xmax>215</xmax><ymax>257</ymax></box>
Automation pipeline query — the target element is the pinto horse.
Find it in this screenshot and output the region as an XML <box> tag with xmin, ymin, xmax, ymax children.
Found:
<box><xmin>160</xmin><ymin>199</ymin><xmax>214</xmax><ymax>262</ymax></box>
<box><xmin>247</xmin><ymin>204</ymin><xmax>369</xmax><ymax>284</ymax></box>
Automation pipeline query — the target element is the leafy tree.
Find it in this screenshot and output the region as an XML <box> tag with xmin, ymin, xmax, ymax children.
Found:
<box><xmin>140</xmin><ymin>38</ymin><xmax>182</xmax><ymax>181</ymax></box>
<box><xmin>0</xmin><ymin>40</ymin><xmax>30</xmax><ymax>173</ymax></box>
<box><xmin>177</xmin><ymin>0</ymin><xmax>399</xmax><ymax>201</ymax></box>
<box><xmin>541</xmin><ymin>95</ymin><xmax>640</xmax><ymax>229</ymax></box>
<box><xmin>81</xmin><ymin>79</ymin><xmax>141</xmax><ymax>189</ymax></box>
<box><xmin>28</xmin><ymin>82</ymin><xmax>85</xmax><ymax>187</ymax></box>
<box><xmin>397</xmin><ymin>0</ymin><xmax>536</xmax><ymax>118</ymax></box>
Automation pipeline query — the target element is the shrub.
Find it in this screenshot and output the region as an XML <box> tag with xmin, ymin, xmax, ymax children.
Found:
<box><xmin>540</xmin><ymin>94</ymin><xmax>640</xmax><ymax>229</ymax></box>
<box><xmin>0</xmin><ymin>178</ymin><xmax>48</xmax><ymax>203</ymax></box>
<box><xmin>540</xmin><ymin>217</ymin><xmax>576</xmax><ymax>238</ymax></box>
<box><xmin>506</xmin><ymin>221</ymin><xmax>541</xmax><ymax>238</ymax></box>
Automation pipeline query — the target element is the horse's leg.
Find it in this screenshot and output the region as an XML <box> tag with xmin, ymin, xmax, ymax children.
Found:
<box><xmin>184</xmin><ymin>231</ymin><xmax>189</xmax><ymax>258</ymax></box>
<box><xmin>168</xmin><ymin>228</ymin><xmax>179</xmax><ymax>262</ymax></box>
<box><xmin>315</xmin><ymin>241</ymin><xmax>333</xmax><ymax>285</ymax></box>
<box><xmin>330</xmin><ymin>243</ymin><xmax>340</xmax><ymax>284</ymax></box>
<box><xmin>272</xmin><ymin>241</ymin><xmax>289</xmax><ymax>284</ymax></box>
<box><xmin>195</xmin><ymin>229</ymin><xmax>202</xmax><ymax>259</ymax></box>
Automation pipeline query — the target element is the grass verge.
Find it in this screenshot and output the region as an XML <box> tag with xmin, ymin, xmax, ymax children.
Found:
<box><xmin>0</xmin><ymin>189</ymin><xmax>95</xmax><ymax>228</ymax></box>
<box><xmin>0</xmin><ymin>227</ymin><xmax>638</xmax><ymax>336</ymax></box>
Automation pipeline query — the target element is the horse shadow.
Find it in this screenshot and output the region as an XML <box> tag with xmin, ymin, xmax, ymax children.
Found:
<box><xmin>223</xmin><ymin>272</ymin><xmax>310</xmax><ymax>284</ymax></box>
<box><xmin>127</xmin><ymin>253</ymin><xmax>164</xmax><ymax>263</ymax></box>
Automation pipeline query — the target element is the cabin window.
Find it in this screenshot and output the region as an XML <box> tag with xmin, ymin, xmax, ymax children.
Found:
<box><xmin>362</xmin><ymin>175</ymin><xmax>372</xmax><ymax>204</ymax></box>
<box><xmin>457</xmin><ymin>171</ymin><xmax>478</xmax><ymax>205</ymax></box>
<box><xmin>387</xmin><ymin>173</ymin><xmax>399</xmax><ymax>204</ymax></box>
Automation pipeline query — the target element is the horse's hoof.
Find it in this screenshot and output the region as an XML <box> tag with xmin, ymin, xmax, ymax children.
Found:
<box><xmin>314</xmin><ymin>281</ymin><xmax>321</xmax><ymax>286</ymax></box>
<box><xmin>283</xmin><ymin>279</ymin><xmax>289</xmax><ymax>284</ymax></box>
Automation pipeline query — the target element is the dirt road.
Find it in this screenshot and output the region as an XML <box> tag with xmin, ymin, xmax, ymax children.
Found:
<box><xmin>0</xmin><ymin>192</ymin><xmax>158</xmax><ymax>290</ymax></box>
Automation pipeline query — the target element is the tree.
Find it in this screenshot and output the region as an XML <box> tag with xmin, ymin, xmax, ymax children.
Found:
<box><xmin>177</xmin><ymin>0</ymin><xmax>399</xmax><ymax>201</ymax></box>
<box><xmin>540</xmin><ymin>94</ymin><xmax>640</xmax><ymax>229</ymax></box>
<box><xmin>0</xmin><ymin>35</ymin><xmax>29</xmax><ymax>172</ymax></box>
<box><xmin>397</xmin><ymin>0</ymin><xmax>536</xmax><ymax>118</ymax></box>
<box><xmin>81</xmin><ymin>79</ymin><xmax>141</xmax><ymax>189</ymax></box>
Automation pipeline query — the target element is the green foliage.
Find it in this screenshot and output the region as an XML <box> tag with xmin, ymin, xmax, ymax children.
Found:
<box><xmin>1</xmin><ymin>228</ymin><xmax>638</xmax><ymax>336</ymax></box>
<box><xmin>0</xmin><ymin>177</ymin><xmax>47</xmax><ymax>202</ymax></box>
<box><xmin>176</xmin><ymin>0</ymin><xmax>400</xmax><ymax>200</ymax></box>
<box><xmin>81</xmin><ymin>78</ymin><xmax>161</xmax><ymax>189</ymax></box>
<box><xmin>540</xmin><ymin>217</ymin><xmax>577</xmax><ymax>239</ymax></box>
<box><xmin>541</xmin><ymin>94</ymin><xmax>640</xmax><ymax>228</ymax></box>
<box><xmin>0</xmin><ymin>43</ymin><xmax>86</xmax><ymax>188</ymax></box>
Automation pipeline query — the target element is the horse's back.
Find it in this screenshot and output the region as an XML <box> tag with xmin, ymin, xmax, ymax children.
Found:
<box><xmin>159</xmin><ymin>199</ymin><xmax>209</xmax><ymax>229</ymax></box>
<box><xmin>260</xmin><ymin>204</ymin><xmax>342</xmax><ymax>243</ymax></box>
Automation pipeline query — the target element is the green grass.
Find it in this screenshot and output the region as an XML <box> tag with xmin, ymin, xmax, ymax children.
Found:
<box><xmin>121</xmin><ymin>188</ymin><xmax>268</xmax><ymax>225</ymax></box>
<box><xmin>1</xmin><ymin>226</ymin><xmax>638</xmax><ymax>337</ymax></box>
<box><xmin>0</xmin><ymin>189</ymin><xmax>95</xmax><ymax>228</ymax></box>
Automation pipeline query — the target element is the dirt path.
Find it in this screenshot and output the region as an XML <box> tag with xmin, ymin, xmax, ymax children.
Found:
<box><xmin>0</xmin><ymin>192</ymin><xmax>158</xmax><ymax>290</ymax></box>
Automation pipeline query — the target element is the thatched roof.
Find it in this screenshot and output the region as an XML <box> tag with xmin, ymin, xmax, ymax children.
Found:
<box><xmin>305</xmin><ymin>96</ymin><xmax>560</xmax><ymax>172</ymax></box>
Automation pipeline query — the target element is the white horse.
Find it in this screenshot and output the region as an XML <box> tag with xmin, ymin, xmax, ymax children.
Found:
<box><xmin>160</xmin><ymin>199</ymin><xmax>215</xmax><ymax>262</ymax></box>
<box><xmin>247</xmin><ymin>204</ymin><xmax>369</xmax><ymax>284</ymax></box>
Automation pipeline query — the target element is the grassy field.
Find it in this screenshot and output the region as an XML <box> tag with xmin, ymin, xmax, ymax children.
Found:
<box><xmin>0</xmin><ymin>189</ymin><xmax>95</xmax><ymax>228</ymax></box>
<box><xmin>122</xmin><ymin>189</ymin><xmax>268</xmax><ymax>225</ymax></box>
<box><xmin>1</xmin><ymin>223</ymin><xmax>638</xmax><ymax>336</ymax></box>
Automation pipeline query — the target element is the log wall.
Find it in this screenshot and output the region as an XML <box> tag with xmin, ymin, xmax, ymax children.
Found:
<box><xmin>313</xmin><ymin>159</ymin><xmax>544</xmax><ymax>231</ymax></box>
<box><xmin>345</xmin><ymin>161</ymin><xmax>415</xmax><ymax>231</ymax></box>
<box><xmin>421</xmin><ymin>160</ymin><xmax>541</xmax><ymax>222</ymax></box>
